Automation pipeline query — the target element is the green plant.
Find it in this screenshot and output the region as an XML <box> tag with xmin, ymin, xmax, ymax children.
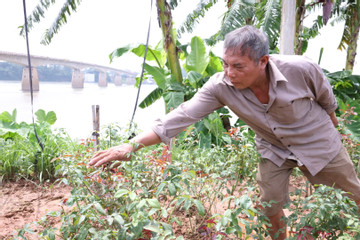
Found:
<box><xmin>0</xmin><ymin>109</ymin><xmax>78</xmax><ymax>181</ymax></box>
<box><xmin>110</xmin><ymin>36</ymin><xmax>222</xmax><ymax>114</ymax></box>
<box><xmin>286</xmin><ymin>184</ymin><xmax>360</xmax><ymax>239</ymax></box>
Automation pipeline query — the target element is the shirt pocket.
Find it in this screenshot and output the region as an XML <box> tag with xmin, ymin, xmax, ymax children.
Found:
<box><xmin>270</xmin><ymin>98</ymin><xmax>312</xmax><ymax>124</ymax></box>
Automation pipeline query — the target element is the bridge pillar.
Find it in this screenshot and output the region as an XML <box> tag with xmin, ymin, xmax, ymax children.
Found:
<box><xmin>98</xmin><ymin>72</ymin><xmax>108</xmax><ymax>87</ymax></box>
<box><xmin>114</xmin><ymin>74</ymin><xmax>122</xmax><ymax>86</ymax></box>
<box><xmin>22</xmin><ymin>67</ymin><xmax>39</xmax><ymax>91</ymax></box>
<box><xmin>72</xmin><ymin>69</ymin><xmax>84</xmax><ymax>88</ymax></box>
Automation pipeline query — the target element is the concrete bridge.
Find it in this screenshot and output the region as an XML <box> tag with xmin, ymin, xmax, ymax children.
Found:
<box><xmin>0</xmin><ymin>51</ymin><xmax>137</xmax><ymax>91</ymax></box>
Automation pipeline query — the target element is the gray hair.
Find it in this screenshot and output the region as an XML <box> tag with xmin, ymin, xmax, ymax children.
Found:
<box><xmin>223</xmin><ymin>25</ymin><xmax>269</xmax><ymax>63</ymax></box>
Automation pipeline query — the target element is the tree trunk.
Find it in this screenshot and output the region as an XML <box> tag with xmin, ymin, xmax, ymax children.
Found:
<box><xmin>345</xmin><ymin>11</ymin><xmax>359</xmax><ymax>71</ymax></box>
<box><xmin>156</xmin><ymin>0</ymin><xmax>183</xmax><ymax>83</ymax></box>
<box><xmin>294</xmin><ymin>0</ymin><xmax>306</xmax><ymax>55</ymax></box>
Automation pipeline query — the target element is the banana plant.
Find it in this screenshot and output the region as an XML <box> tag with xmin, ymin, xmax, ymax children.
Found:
<box><xmin>109</xmin><ymin>36</ymin><xmax>222</xmax><ymax>113</ymax></box>
<box><xmin>110</xmin><ymin>36</ymin><xmax>232</xmax><ymax>147</ymax></box>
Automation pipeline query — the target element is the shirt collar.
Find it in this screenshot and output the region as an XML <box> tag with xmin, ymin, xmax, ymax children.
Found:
<box><xmin>222</xmin><ymin>73</ymin><xmax>233</xmax><ymax>86</ymax></box>
<box><xmin>267</xmin><ymin>58</ymin><xmax>288</xmax><ymax>87</ymax></box>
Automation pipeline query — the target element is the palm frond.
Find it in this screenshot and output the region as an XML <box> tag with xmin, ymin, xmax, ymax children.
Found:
<box><xmin>255</xmin><ymin>0</ymin><xmax>281</xmax><ymax>50</ymax></box>
<box><xmin>335</xmin><ymin>1</ymin><xmax>359</xmax><ymax>51</ymax></box>
<box><xmin>177</xmin><ymin>0</ymin><xmax>220</xmax><ymax>38</ymax></box>
<box><xmin>337</xmin><ymin>22</ymin><xmax>352</xmax><ymax>50</ymax></box>
<box><xmin>41</xmin><ymin>0</ymin><xmax>83</xmax><ymax>45</ymax></box>
<box><xmin>207</xmin><ymin>0</ymin><xmax>254</xmax><ymax>44</ymax></box>
<box><xmin>20</xmin><ymin>0</ymin><xmax>56</xmax><ymax>35</ymax></box>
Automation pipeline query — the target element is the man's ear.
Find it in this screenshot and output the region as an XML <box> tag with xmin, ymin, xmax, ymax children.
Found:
<box><xmin>259</xmin><ymin>55</ymin><xmax>269</xmax><ymax>69</ymax></box>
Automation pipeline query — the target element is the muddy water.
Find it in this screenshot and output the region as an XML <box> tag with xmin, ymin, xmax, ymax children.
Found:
<box><xmin>0</xmin><ymin>81</ymin><xmax>165</xmax><ymax>139</ymax></box>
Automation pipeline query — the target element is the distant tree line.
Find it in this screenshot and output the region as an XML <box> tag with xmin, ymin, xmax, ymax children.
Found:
<box><xmin>0</xmin><ymin>62</ymin><xmax>72</xmax><ymax>82</ymax></box>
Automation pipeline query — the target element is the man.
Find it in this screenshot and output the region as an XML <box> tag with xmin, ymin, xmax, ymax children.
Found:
<box><xmin>89</xmin><ymin>25</ymin><xmax>360</xmax><ymax>239</ymax></box>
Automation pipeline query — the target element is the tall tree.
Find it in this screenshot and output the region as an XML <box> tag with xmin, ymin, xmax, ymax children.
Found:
<box><xmin>332</xmin><ymin>0</ymin><xmax>360</xmax><ymax>71</ymax></box>
<box><xmin>295</xmin><ymin>0</ymin><xmax>359</xmax><ymax>71</ymax></box>
<box><xmin>156</xmin><ymin>0</ymin><xmax>183</xmax><ymax>84</ymax></box>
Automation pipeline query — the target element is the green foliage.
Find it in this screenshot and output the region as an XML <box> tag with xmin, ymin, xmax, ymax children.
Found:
<box><xmin>9</xmin><ymin>121</ymin><xmax>360</xmax><ymax>239</ymax></box>
<box><xmin>14</xmin><ymin>122</ymin><xmax>266</xmax><ymax>239</ymax></box>
<box><xmin>122</xmin><ymin>36</ymin><xmax>230</xmax><ymax>146</ymax></box>
<box><xmin>0</xmin><ymin>109</ymin><xmax>77</xmax><ymax>181</ymax></box>
<box><xmin>325</xmin><ymin>70</ymin><xmax>360</xmax><ymax>103</ymax></box>
<box><xmin>185</xmin><ymin>36</ymin><xmax>209</xmax><ymax>74</ymax></box>
<box><xmin>324</xmin><ymin>70</ymin><xmax>360</xmax><ymax>142</ymax></box>
<box><xmin>286</xmin><ymin>184</ymin><xmax>360</xmax><ymax>239</ymax></box>
<box><xmin>179</xmin><ymin>0</ymin><xmax>282</xmax><ymax>52</ymax></box>
<box><xmin>110</xmin><ymin>35</ymin><xmax>224</xmax><ymax>133</ymax></box>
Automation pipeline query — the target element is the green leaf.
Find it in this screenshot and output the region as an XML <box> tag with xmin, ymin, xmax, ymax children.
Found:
<box><xmin>168</xmin><ymin>182</ymin><xmax>176</xmax><ymax>196</ymax></box>
<box><xmin>144</xmin><ymin>64</ymin><xmax>167</xmax><ymax>89</ymax></box>
<box><xmin>129</xmin><ymin>191</ymin><xmax>137</xmax><ymax>201</ymax></box>
<box><xmin>199</xmin><ymin>131</ymin><xmax>211</xmax><ymax>148</ymax></box>
<box><xmin>186</xmin><ymin>71</ymin><xmax>203</xmax><ymax>89</ymax></box>
<box><xmin>163</xmin><ymin>91</ymin><xmax>184</xmax><ymax>112</ymax></box>
<box><xmin>114</xmin><ymin>189</ymin><xmax>129</xmax><ymax>198</ymax></box>
<box><xmin>0</xmin><ymin>130</ymin><xmax>24</xmax><ymax>140</ymax></box>
<box><xmin>184</xmin><ymin>199</ymin><xmax>192</xmax><ymax>211</ymax></box>
<box><xmin>77</xmin><ymin>215</ymin><xmax>86</xmax><ymax>225</ymax></box>
<box><xmin>109</xmin><ymin>45</ymin><xmax>131</xmax><ymax>63</ymax></box>
<box><xmin>144</xmin><ymin>224</ymin><xmax>161</xmax><ymax>233</ymax></box>
<box><xmin>155</xmin><ymin>182</ymin><xmax>166</xmax><ymax>197</ymax></box>
<box><xmin>139</xmin><ymin>87</ymin><xmax>163</xmax><ymax>109</ymax></box>
<box><xmin>148</xmin><ymin>199</ymin><xmax>161</xmax><ymax>209</ymax></box>
<box><xmin>35</xmin><ymin>109</ymin><xmax>57</xmax><ymax>125</ymax></box>
<box><xmin>185</xmin><ymin>36</ymin><xmax>209</xmax><ymax>74</ymax></box>
<box><xmin>161</xmin><ymin>208</ymin><xmax>169</xmax><ymax>218</ymax></box>
<box><xmin>0</xmin><ymin>109</ymin><xmax>17</xmax><ymax>123</ymax></box>
<box><xmin>137</xmin><ymin>199</ymin><xmax>147</xmax><ymax>209</ymax></box>
<box><xmin>206</xmin><ymin>52</ymin><xmax>223</xmax><ymax>75</ymax></box>
<box><xmin>77</xmin><ymin>227</ymin><xmax>88</xmax><ymax>240</ymax></box>
<box><xmin>93</xmin><ymin>202</ymin><xmax>106</xmax><ymax>215</ymax></box>
<box><xmin>193</xmin><ymin>199</ymin><xmax>205</xmax><ymax>216</ymax></box>
<box><xmin>132</xmin><ymin>44</ymin><xmax>163</xmax><ymax>65</ymax></box>
<box><xmin>114</xmin><ymin>214</ymin><xmax>125</xmax><ymax>225</ymax></box>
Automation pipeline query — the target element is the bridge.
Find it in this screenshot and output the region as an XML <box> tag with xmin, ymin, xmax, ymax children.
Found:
<box><xmin>0</xmin><ymin>51</ymin><xmax>137</xmax><ymax>91</ymax></box>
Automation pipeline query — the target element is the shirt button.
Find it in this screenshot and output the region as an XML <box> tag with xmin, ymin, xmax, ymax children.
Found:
<box><xmin>288</xmin><ymin>145</ymin><xmax>291</xmax><ymax>147</ymax></box>
<box><xmin>273</xmin><ymin>127</ymin><xmax>276</xmax><ymax>130</ymax></box>
<box><xmin>266</xmin><ymin>111</ymin><xmax>269</xmax><ymax>114</ymax></box>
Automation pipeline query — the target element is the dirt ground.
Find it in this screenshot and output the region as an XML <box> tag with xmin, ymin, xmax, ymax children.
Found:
<box><xmin>0</xmin><ymin>179</ymin><xmax>72</xmax><ymax>240</ymax></box>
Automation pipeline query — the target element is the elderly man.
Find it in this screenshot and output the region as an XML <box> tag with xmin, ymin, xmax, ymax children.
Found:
<box><xmin>89</xmin><ymin>25</ymin><xmax>360</xmax><ymax>239</ymax></box>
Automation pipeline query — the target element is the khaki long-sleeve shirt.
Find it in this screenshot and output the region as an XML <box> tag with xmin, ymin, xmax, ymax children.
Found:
<box><xmin>152</xmin><ymin>55</ymin><xmax>341</xmax><ymax>176</ymax></box>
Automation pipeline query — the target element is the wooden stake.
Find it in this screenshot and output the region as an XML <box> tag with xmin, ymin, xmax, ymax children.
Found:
<box><xmin>92</xmin><ymin>105</ymin><xmax>100</xmax><ymax>150</ymax></box>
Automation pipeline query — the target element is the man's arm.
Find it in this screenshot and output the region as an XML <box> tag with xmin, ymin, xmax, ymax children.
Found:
<box><xmin>88</xmin><ymin>129</ymin><xmax>161</xmax><ymax>167</ymax></box>
<box><xmin>329</xmin><ymin>111</ymin><xmax>338</xmax><ymax>127</ymax></box>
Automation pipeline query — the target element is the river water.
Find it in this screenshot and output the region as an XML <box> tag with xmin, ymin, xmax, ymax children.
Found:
<box><xmin>0</xmin><ymin>81</ymin><xmax>165</xmax><ymax>139</ymax></box>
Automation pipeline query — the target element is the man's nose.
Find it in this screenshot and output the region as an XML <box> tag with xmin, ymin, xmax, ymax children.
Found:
<box><xmin>227</xmin><ymin>67</ymin><xmax>236</xmax><ymax>77</ymax></box>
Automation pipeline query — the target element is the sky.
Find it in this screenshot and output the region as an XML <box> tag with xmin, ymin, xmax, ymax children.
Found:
<box><xmin>0</xmin><ymin>0</ymin><xmax>359</xmax><ymax>74</ymax></box>
<box><xmin>0</xmin><ymin>0</ymin><xmax>225</xmax><ymax>73</ymax></box>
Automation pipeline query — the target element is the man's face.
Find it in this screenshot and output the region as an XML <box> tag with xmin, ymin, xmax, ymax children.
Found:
<box><xmin>222</xmin><ymin>49</ymin><xmax>267</xmax><ymax>90</ymax></box>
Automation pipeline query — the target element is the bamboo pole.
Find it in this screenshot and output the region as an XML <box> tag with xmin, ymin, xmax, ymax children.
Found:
<box><xmin>92</xmin><ymin>105</ymin><xmax>100</xmax><ymax>150</ymax></box>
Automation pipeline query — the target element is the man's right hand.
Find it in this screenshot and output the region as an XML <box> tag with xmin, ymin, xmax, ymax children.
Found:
<box><xmin>88</xmin><ymin>129</ymin><xmax>162</xmax><ymax>168</ymax></box>
<box><xmin>88</xmin><ymin>144</ymin><xmax>134</xmax><ymax>167</ymax></box>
